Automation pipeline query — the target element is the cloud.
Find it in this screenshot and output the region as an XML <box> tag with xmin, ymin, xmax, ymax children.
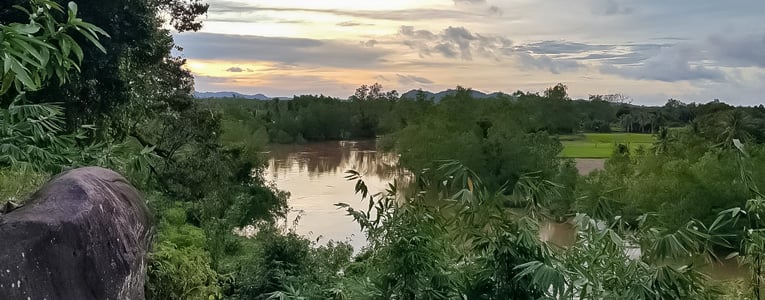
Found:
<box><xmin>362</xmin><ymin>40</ymin><xmax>378</xmax><ymax>47</ymax></box>
<box><xmin>707</xmin><ymin>34</ymin><xmax>765</xmax><ymax>68</ymax></box>
<box><xmin>579</xmin><ymin>52</ymin><xmax>650</xmax><ymax>65</ymax></box>
<box><xmin>598</xmin><ymin>34</ymin><xmax>765</xmax><ymax>83</ymax></box>
<box><xmin>174</xmin><ymin>32</ymin><xmax>391</xmax><ymax>68</ymax></box>
<box><xmin>514</xmin><ymin>40</ymin><xmax>612</xmax><ymax>55</ymax></box>
<box><xmin>453</xmin><ymin>0</ymin><xmax>486</xmax><ymax>4</ymax></box>
<box><xmin>210</xmin><ymin>3</ymin><xmax>486</xmax><ymax>21</ymax></box>
<box><xmin>515</xmin><ymin>53</ymin><xmax>583</xmax><ymax>74</ymax></box>
<box><xmin>225</xmin><ymin>66</ymin><xmax>255</xmax><ymax>73</ymax></box>
<box><xmin>399</xmin><ymin>26</ymin><xmax>512</xmax><ymax>60</ymax></box>
<box><xmin>434</xmin><ymin>43</ymin><xmax>459</xmax><ymax>58</ymax></box>
<box><xmin>488</xmin><ymin>6</ymin><xmax>503</xmax><ymax>16</ymax></box>
<box><xmin>337</xmin><ymin>21</ymin><xmax>364</xmax><ymax>27</ymax></box>
<box><xmin>194</xmin><ymin>73</ymin><xmax>354</xmax><ymax>96</ymax></box>
<box><xmin>593</xmin><ymin>0</ymin><xmax>633</xmax><ymax>16</ymax></box>
<box><xmin>600</xmin><ymin>45</ymin><xmax>726</xmax><ymax>82</ymax></box>
<box><xmin>400</xmin><ymin>26</ymin><xmax>437</xmax><ymax>40</ymax></box>
<box><xmin>443</xmin><ymin>27</ymin><xmax>478</xmax><ymax>60</ymax></box>
<box><xmin>396</xmin><ymin>74</ymin><xmax>434</xmax><ymax>85</ymax></box>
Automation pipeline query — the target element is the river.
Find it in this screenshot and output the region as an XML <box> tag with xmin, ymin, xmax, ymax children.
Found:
<box><xmin>264</xmin><ymin>140</ymin><xmax>742</xmax><ymax>279</ymax></box>
<box><xmin>264</xmin><ymin>140</ymin><xmax>400</xmax><ymax>250</ymax></box>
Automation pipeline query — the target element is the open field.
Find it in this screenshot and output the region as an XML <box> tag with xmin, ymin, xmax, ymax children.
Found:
<box><xmin>560</xmin><ymin>133</ymin><xmax>655</xmax><ymax>158</ymax></box>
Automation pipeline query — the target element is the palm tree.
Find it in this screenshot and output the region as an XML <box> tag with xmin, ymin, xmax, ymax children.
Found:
<box><xmin>716</xmin><ymin>110</ymin><xmax>755</xmax><ymax>149</ymax></box>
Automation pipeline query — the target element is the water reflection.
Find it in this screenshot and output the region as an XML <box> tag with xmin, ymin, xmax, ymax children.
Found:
<box><xmin>268</xmin><ymin>140</ymin><xmax>402</xmax><ymax>181</ymax></box>
<box><xmin>264</xmin><ymin>140</ymin><xmax>403</xmax><ymax>250</ymax></box>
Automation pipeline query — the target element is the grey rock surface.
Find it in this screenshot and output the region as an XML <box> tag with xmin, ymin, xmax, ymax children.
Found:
<box><xmin>0</xmin><ymin>167</ymin><xmax>152</xmax><ymax>300</ymax></box>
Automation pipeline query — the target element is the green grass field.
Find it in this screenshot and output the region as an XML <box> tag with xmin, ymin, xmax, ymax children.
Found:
<box><xmin>560</xmin><ymin>133</ymin><xmax>655</xmax><ymax>158</ymax></box>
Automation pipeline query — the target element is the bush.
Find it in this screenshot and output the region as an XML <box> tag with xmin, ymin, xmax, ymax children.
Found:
<box><xmin>146</xmin><ymin>201</ymin><xmax>221</xmax><ymax>300</ymax></box>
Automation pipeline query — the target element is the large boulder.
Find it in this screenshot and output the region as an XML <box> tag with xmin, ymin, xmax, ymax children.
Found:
<box><xmin>0</xmin><ymin>167</ymin><xmax>152</xmax><ymax>300</ymax></box>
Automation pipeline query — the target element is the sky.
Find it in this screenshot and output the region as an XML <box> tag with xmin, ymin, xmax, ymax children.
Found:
<box><xmin>173</xmin><ymin>0</ymin><xmax>765</xmax><ymax>105</ymax></box>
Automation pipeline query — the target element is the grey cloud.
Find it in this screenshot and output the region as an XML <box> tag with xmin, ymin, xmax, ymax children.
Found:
<box><xmin>434</xmin><ymin>43</ymin><xmax>459</xmax><ymax>58</ymax></box>
<box><xmin>210</xmin><ymin>3</ymin><xmax>485</xmax><ymax>21</ymax></box>
<box><xmin>194</xmin><ymin>75</ymin><xmax>230</xmax><ymax>84</ymax></box>
<box><xmin>707</xmin><ymin>34</ymin><xmax>765</xmax><ymax>68</ymax></box>
<box><xmin>488</xmin><ymin>6</ymin><xmax>503</xmax><ymax>16</ymax></box>
<box><xmin>579</xmin><ymin>52</ymin><xmax>652</xmax><ymax>65</ymax></box>
<box><xmin>453</xmin><ymin>0</ymin><xmax>486</xmax><ymax>4</ymax></box>
<box><xmin>599</xmin><ymin>34</ymin><xmax>765</xmax><ymax>82</ymax></box>
<box><xmin>337</xmin><ymin>21</ymin><xmax>364</xmax><ymax>27</ymax></box>
<box><xmin>399</xmin><ymin>26</ymin><xmax>437</xmax><ymax>40</ymax></box>
<box><xmin>363</xmin><ymin>40</ymin><xmax>378</xmax><ymax>47</ymax></box>
<box><xmin>226</xmin><ymin>67</ymin><xmax>244</xmax><ymax>72</ymax></box>
<box><xmin>510</xmin><ymin>40</ymin><xmax>668</xmax><ymax>66</ymax></box>
<box><xmin>515</xmin><ymin>40</ymin><xmax>612</xmax><ymax>55</ymax></box>
<box><xmin>515</xmin><ymin>53</ymin><xmax>583</xmax><ymax>74</ymax></box>
<box><xmin>593</xmin><ymin>0</ymin><xmax>633</xmax><ymax>16</ymax></box>
<box><xmin>444</xmin><ymin>27</ymin><xmax>478</xmax><ymax>60</ymax></box>
<box><xmin>396</xmin><ymin>74</ymin><xmax>434</xmax><ymax>85</ymax></box>
<box><xmin>398</xmin><ymin>25</ymin><xmax>584</xmax><ymax>74</ymax></box>
<box><xmin>650</xmin><ymin>37</ymin><xmax>691</xmax><ymax>41</ymax></box>
<box><xmin>580</xmin><ymin>53</ymin><xmax>623</xmax><ymax>60</ymax></box>
<box><xmin>174</xmin><ymin>33</ymin><xmax>391</xmax><ymax>68</ymax></box>
<box><xmin>600</xmin><ymin>45</ymin><xmax>726</xmax><ymax>82</ymax></box>
<box><xmin>399</xmin><ymin>26</ymin><xmax>512</xmax><ymax>61</ymax></box>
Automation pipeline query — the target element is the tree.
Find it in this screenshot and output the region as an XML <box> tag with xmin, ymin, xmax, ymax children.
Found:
<box><xmin>544</xmin><ymin>83</ymin><xmax>569</xmax><ymax>101</ymax></box>
<box><xmin>603</xmin><ymin>93</ymin><xmax>632</xmax><ymax>104</ymax></box>
<box><xmin>0</xmin><ymin>0</ymin><xmax>108</xmax><ymax>172</ymax></box>
<box><xmin>0</xmin><ymin>0</ymin><xmax>209</xmax><ymax>137</ymax></box>
<box><xmin>350</xmin><ymin>83</ymin><xmax>398</xmax><ymax>101</ymax></box>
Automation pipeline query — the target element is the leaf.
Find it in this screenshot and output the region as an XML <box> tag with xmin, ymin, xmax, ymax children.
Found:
<box><xmin>67</xmin><ymin>2</ymin><xmax>78</xmax><ymax>21</ymax></box>
<box><xmin>0</xmin><ymin>73</ymin><xmax>13</xmax><ymax>95</ymax></box>
<box><xmin>9</xmin><ymin>23</ymin><xmax>41</xmax><ymax>35</ymax></box>
<box><xmin>733</xmin><ymin>139</ymin><xmax>745</xmax><ymax>154</ymax></box>
<box><xmin>140</xmin><ymin>145</ymin><xmax>156</xmax><ymax>155</ymax></box>
<box><xmin>75</xmin><ymin>28</ymin><xmax>106</xmax><ymax>53</ymax></box>
<box><xmin>9</xmin><ymin>59</ymin><xmax>36</xmax><ymax>90</ymax></box>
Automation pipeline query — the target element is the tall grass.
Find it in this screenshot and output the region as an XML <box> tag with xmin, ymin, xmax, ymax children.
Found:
<box><xmin>0</xmin><ymin>168</ymin><xmax>48</xmax><ymax>206</ymax></box>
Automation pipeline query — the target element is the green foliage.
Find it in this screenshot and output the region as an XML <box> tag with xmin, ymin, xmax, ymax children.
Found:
<box><xmin>576</xmin><ymin>133</ymin><xmax>762</xmax><ymax>230</ymax></box>
<box><xmin>0</xmin><ymin>0</ymin><xmax>108</xmax><ymax>172</ymax></box>
<box><xmin>0</xmin><ymin>0</ymin><xmax>107</xmax><ymax>94</ymax></box>
<box><xmin>334</xmin><ymin>164</ymin><xmax>552</xmax><ymax>299</ymax></box>
<box><xmin>147</xmin><ymin>200</ymin><xmax>221</xmax><ymax>300</ymax></box>
<box><xmin>219</xmin><ymin>225</ymin><xmax>353</xmax><ymax>300</ymax></box>
<box><xmin>388</xmin><ymin>93</ymin><xmax>567</xmax><ymax>191</ymax></box>
<box><xmin>0</xmin><ymin>98</ymin><xmax>74</xmax><ymax>170</ymax></box>
<box><xmin>200</xmin><ymin>92</ymin><xmax>418</xmax><ymax>145</ymax></box>
<box><xmin>516</xmin><ymin>213</ymin><xmax>724</xmax><ymax>299</ymax></box>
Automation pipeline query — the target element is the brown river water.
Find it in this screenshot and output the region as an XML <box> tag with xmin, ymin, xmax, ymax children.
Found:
<box><xmin>264</xmin><ymin>140</ymin><xmax>400</xmax><ymax>250</ymax></box>
<box><xmin>264</xmin><ymin>140</ymin><xmax>743</xmax><ymax>279</ymax></box>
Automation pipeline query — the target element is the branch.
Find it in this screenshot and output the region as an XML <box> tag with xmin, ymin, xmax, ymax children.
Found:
<box><xmin>129</xmin><ymin>130</ymin><xmax>172</xmax><ymax>159</ymax></box>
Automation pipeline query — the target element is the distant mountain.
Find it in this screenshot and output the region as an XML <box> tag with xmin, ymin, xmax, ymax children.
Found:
<box><xmin>401</xmin><ymin>89</ymin><xmax>513</xmax><ymax>102</ymax></box>
<box><xmin>193</xmin><ymin>91</ymin><xmax>271</xmax><ymax>100</ymax></box>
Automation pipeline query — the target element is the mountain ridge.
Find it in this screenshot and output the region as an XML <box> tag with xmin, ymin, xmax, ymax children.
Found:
<box><xmin>194</xmin><ymin>89</ymin><xmax>514</xmax><ymax>102</ymax></box>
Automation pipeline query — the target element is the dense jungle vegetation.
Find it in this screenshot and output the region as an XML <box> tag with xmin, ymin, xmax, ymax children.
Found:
<box><xmin>3</xmin><ymin>0</ymin><xmax>765</xmax><ymax>299</ymax></box>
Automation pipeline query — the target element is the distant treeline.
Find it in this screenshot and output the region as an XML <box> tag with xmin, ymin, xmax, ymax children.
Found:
<box><xmin>200</xmin><ymin>83</ymin><xmax>765</xmax><ymax>146</ymax></box>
